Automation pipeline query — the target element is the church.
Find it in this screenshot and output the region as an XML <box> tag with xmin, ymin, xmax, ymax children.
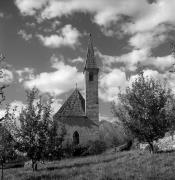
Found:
<box><xmin>53</xmin><ymin>34</ymin><xmax>100</xmax><ymax>145</ymax></box>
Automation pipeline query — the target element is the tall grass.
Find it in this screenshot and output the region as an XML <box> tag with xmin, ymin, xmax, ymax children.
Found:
<box><xmin>3</xmin><ymin>150</ymin><xmax>175</xmax><ymax>180</ymax></box>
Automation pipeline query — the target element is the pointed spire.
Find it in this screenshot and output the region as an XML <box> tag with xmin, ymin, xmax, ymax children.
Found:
<box><xmin>84</xmin><ymin>33</ymin><xmax>98</xmax><ymax>71</ymax></box>
<box><xmin>87</xmin><ymin>33</ymin><xmax>94</xmax><ymax>60</ymax></box>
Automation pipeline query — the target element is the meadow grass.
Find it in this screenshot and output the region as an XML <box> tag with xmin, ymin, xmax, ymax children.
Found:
<box><xmin>3</xmin><ymin>150</ymin><xmax>175</xmax><ymax>180</ymax></box>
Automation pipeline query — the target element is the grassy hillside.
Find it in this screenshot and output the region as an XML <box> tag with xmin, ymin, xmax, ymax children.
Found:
<box><xmin>3</xmin><ymin>150</ymin><xmax>175</xmax><ymax>180</ymax></box>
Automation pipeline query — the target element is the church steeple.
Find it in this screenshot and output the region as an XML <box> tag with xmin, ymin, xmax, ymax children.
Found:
<box><xmin>84</xmin><ymin>33</ymin><xmax>99</xmax><ymax>123</ymax></box>
<box><xmin>84</xmin><ymin>34</ymin><xmax>98</xmax><ymax>70</ymax></box>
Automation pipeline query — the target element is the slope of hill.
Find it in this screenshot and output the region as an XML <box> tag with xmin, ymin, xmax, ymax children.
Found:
<box><xmin>4</xmin><ymin>150</ymin><xmax>175</xmax><ymax>180</ymax></box>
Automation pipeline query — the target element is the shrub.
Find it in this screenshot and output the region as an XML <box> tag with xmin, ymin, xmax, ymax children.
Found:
<box><xmin>84</xmin><ymin>140</ymin><xmax>107</xmax><ymax>155</ymax></box>
<box><xmin>61</xmin><ymin>140</ymin><xmax>107</xmax><ymax>158</ymax></box>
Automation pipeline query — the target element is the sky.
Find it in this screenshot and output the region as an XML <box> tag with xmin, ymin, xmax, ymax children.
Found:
<box><xmin>0</xmin><ymin>0</ymin><xmax>175</xmax><ymax>121</ymax></box>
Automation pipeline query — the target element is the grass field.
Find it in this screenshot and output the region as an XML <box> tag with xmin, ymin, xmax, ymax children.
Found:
<box><xmin>3</xmin><ymin>149</ymin><xmax>175</xmax><ymax>180</ymax></box>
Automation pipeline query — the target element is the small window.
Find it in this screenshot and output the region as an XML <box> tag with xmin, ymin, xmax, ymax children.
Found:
<box><xmin>89</xmin><ymin>73</ymin><xmax>93</xmax><ymax>81</ymax></box>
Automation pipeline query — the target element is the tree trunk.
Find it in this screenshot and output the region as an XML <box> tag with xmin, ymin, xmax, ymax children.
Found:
<box><xmin>34</xmin><ymin>162</ymin><xmax>37</xmax><ymax>171</ymax></box>
<box><xmin>32</xmin><ymin>160</ymin><xmax>35</xmax><ymax>171</ymax></box>
<box><xmin>148</xmin><ymin>142</ymin><xmax>154</xmax><ymax>153</ymax></box>
<box><xmin>32</xmin><ymin>160</ymin><xmax>38</xmax><ymax>171</ymax></box>
<box><xmin>171</xmin><ymin>132</ymin><xmax>174</xmax><ymax>141</ymax></box>
<box><xmin>1</xmin><ymin>162</ymin><xmax>3</xmax><ymax>180</ymax></box>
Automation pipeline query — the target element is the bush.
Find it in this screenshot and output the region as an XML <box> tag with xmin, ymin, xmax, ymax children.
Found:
<box><xmin>61</xmin><ymin>140</ymin><xmax>107</xmax><ymax>158</ymax></box>
<box><xmin>84</xmin><ymin>140</ymin><xmax>107</xmax><ymax>155</ymax></box>
<box><xmin>61</xmin><ymin>144</ymin><xmax>88</xmax><ymax>158</ymax></box>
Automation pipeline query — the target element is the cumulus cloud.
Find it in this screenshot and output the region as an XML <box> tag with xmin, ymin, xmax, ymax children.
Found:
<box><xmin>51</xmin><ymin>98</ymin><xmax>62</xmax><ymax>114</ymax></box>
<box><xmin>37</xmin><ymin>24</ymin><xmax>80</xmax><ymax>48</ymax></box>
<box><xmin>129</xmin><ymin>27</ymin><xmax>169</xmax><ymax>50</ymax></box>
<box><xmin>15</xmin><ymin>0</ymin><xmax>48</xmax><ymax>16</ymax></box>
<box><xmin>15</xmin><ymin>0</ymin><xmax>147</xmax><ymax>26</ymax></box>
<box><xmin>71</xmin><ymin>57</ymin><xmax>84</xmax><ymax>64</ymax></box>
<box><xmin>18</xmin><ymin>29</ymin><xmax>32</xmax><ymax>41</ymax></box>
<box><xmin>97</xmin><ymin>49</ymin><xmax>175</xmax><ymax>72</ymax></box>
<box><xmin>15</xmin><ymin>0</ymin><xmax>175</xmax><ymax>54</ymax></box>
<box><xmin>24</xmin><ymin>55</ymin><xmax>84</xmax><ymax>95</ymax></box>
<box><xmin>99</xmin><ymin>69</ymin><xmax>127</xmax><ymax>102</ymax></box>
<box><xmin>97</xmin><ymin>48</ymin><xmax>151</xmax><ymax>71</ymax></box>
<box><xmin>0</xmin><ymin>69</ymin><xmax>14</xmax><ymax>84</ymax></box>
<box><xmin>15</xmin><ymin>0</ymin><xmax>175</xmax><ymax>30</ymax></box>
<box><xmin>99</xmin><ymin>67</ymin><xmax>172</xmax><ymax>103</ymax></box>
<box><xmin>16</xmin><ymin>67</ymin><xmax>34</xmax><ymax>83</ymax></box>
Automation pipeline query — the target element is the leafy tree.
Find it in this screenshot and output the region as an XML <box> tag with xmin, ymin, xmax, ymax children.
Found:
<box><xmin>12</xmin><ymin>88</ymin><xmax>66</xmax><ymax>171</ymax></box>
<box><xmin>0</xmin><ymin>53</ymin><xmax>9</xmax><ymax>121</ymax></box>
<box><xmin>14</xmin><ymin>88</ymin><xmax>45</xmax><ymax>171</ymax></box>
<box><xmin>112</xmin><ymin>72</ymin><xmax>174</xmax><ymax>153</ymax></box>
<box><xmin>0</xmin><ymin>53</ymin><xmax>14</xmax><ymax>179</ymax></box>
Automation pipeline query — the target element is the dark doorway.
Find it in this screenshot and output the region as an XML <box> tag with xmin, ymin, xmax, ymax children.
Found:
<box><xmin>73</xmin><ymin>131</ymin><xmax>79</xmax><ymax>145</ymax></box>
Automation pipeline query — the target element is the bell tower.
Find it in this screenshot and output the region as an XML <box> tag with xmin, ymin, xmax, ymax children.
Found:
<box><xmin>84</xmin><ymin>34</ymin><xmax>99</xmax><ymax>123</ymax></box>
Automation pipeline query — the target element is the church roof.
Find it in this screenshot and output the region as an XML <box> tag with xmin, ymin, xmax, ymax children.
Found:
<box><xmin>84</xmin><ymin>34</ymin><xmax>98</xmax><ymax>70</ymax></box>
<box><xmin>55</xmin><ymin>88</ymin><xmax>85</xmax><ymax>117</ymax></box>
<box><xmin>56</xmin><ymin>116</ymin><xmax>98</xmax><ymax>128</ymax></box>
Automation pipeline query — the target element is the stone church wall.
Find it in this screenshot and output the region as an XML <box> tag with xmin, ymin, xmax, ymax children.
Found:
<box><xmin>57</xmin><ymin>122</ymin><xmax>99</xmax><ymax>146</ymax></box>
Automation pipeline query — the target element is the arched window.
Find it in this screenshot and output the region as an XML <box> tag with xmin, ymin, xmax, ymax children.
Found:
<box><xmin>89</xmin><ymin>72</ymin><xmax>93</xmax><ymax>81</ymax></box>
<box><xmin>73</xmin><ymin>131</ymin><xmax>79</xmax><ymax>145</ymax></box>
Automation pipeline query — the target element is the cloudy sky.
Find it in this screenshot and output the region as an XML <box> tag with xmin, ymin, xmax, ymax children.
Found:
<box><xmin>0</xmin><ymin>0</ymin><xmax>175</xmax><ymax>121</ymax></box>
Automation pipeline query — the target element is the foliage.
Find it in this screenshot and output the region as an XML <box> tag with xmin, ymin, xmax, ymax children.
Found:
<box><xmin>84</xmin><ymin>140</ymin><xmax>107</xmax><ymax>155</ymax></box>
<box><xmin>0</xmin><ymin>53</ymin><xmax>9</xmax><ymax>111</ymax></box>
<box><xmin>0</xmin><ymin>53</ymin><xmax>15</xmax><ymax>179</ymax></box>
<box><xmin>61</xmin><ymin>140</ymin><xmax>107</xmax><ymax>158</ymax></box>
<box><xmin>0</xmin><ymin>125</ymin><xmax>15</xmax><ymax>163</ymax></box>
<box><xmin>11</xmin><ymin>88</ymin><xmax>66</xmax><ymax>171</ymax></box>
<box><xmin>61</xmin><ymin>143</ymin><xmax>87</xmax><ymax>158</ymax></box>
<box><xmin>112</xmin><ymin>72</ymin><xmax>174</xmax><ymax>152</ymax></box>
<box><xmin>44</xmin><ymin>123</ymin><xmax>66</xmax><ymax>160</ymax></box>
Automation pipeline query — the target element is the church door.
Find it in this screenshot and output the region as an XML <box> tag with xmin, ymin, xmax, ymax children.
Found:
<box><xmin>73</xmin><ymin>131</ymin><xmax>79</xmax><ymax>145</ymax></box>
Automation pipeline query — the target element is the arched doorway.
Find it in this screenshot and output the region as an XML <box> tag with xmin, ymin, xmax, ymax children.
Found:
<box><xmin>73</xmin><ymin>131</ymin><xmax>79</xmax><ymax>145</ymax></box>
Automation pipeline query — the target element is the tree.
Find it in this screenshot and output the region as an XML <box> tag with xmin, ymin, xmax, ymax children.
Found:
<box><xmin>14</xmin><ymin>88</ymin><xmax>45</xmax><ymax>171</ymax></box>
<box><xmin>0</xmin><ymin>53</ymin><xmax>12</xmax><ymax>180</ymax></box>
<box><xmin>0</xmin><ymin>53</ymin><xmax>9</xmax><ymax>121</ymax></box>
<box><xmin>12</xmin><ymin>88</ymin><xmax>66</xmax><ymax>171</ymax></box>
<box><xmin>11</xmin><ymin>88</ymin><xmax>48</xmax><ymax>171</ymax></box>
<box><xmin>46</xmin><ymin>122</ymin><xmax>66</xmax><ymax>160</ymax></box>
<box><xmin>112</xmin><ymin>72</ymin><xmax>174</xmax><ymax>153</ymax></box>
